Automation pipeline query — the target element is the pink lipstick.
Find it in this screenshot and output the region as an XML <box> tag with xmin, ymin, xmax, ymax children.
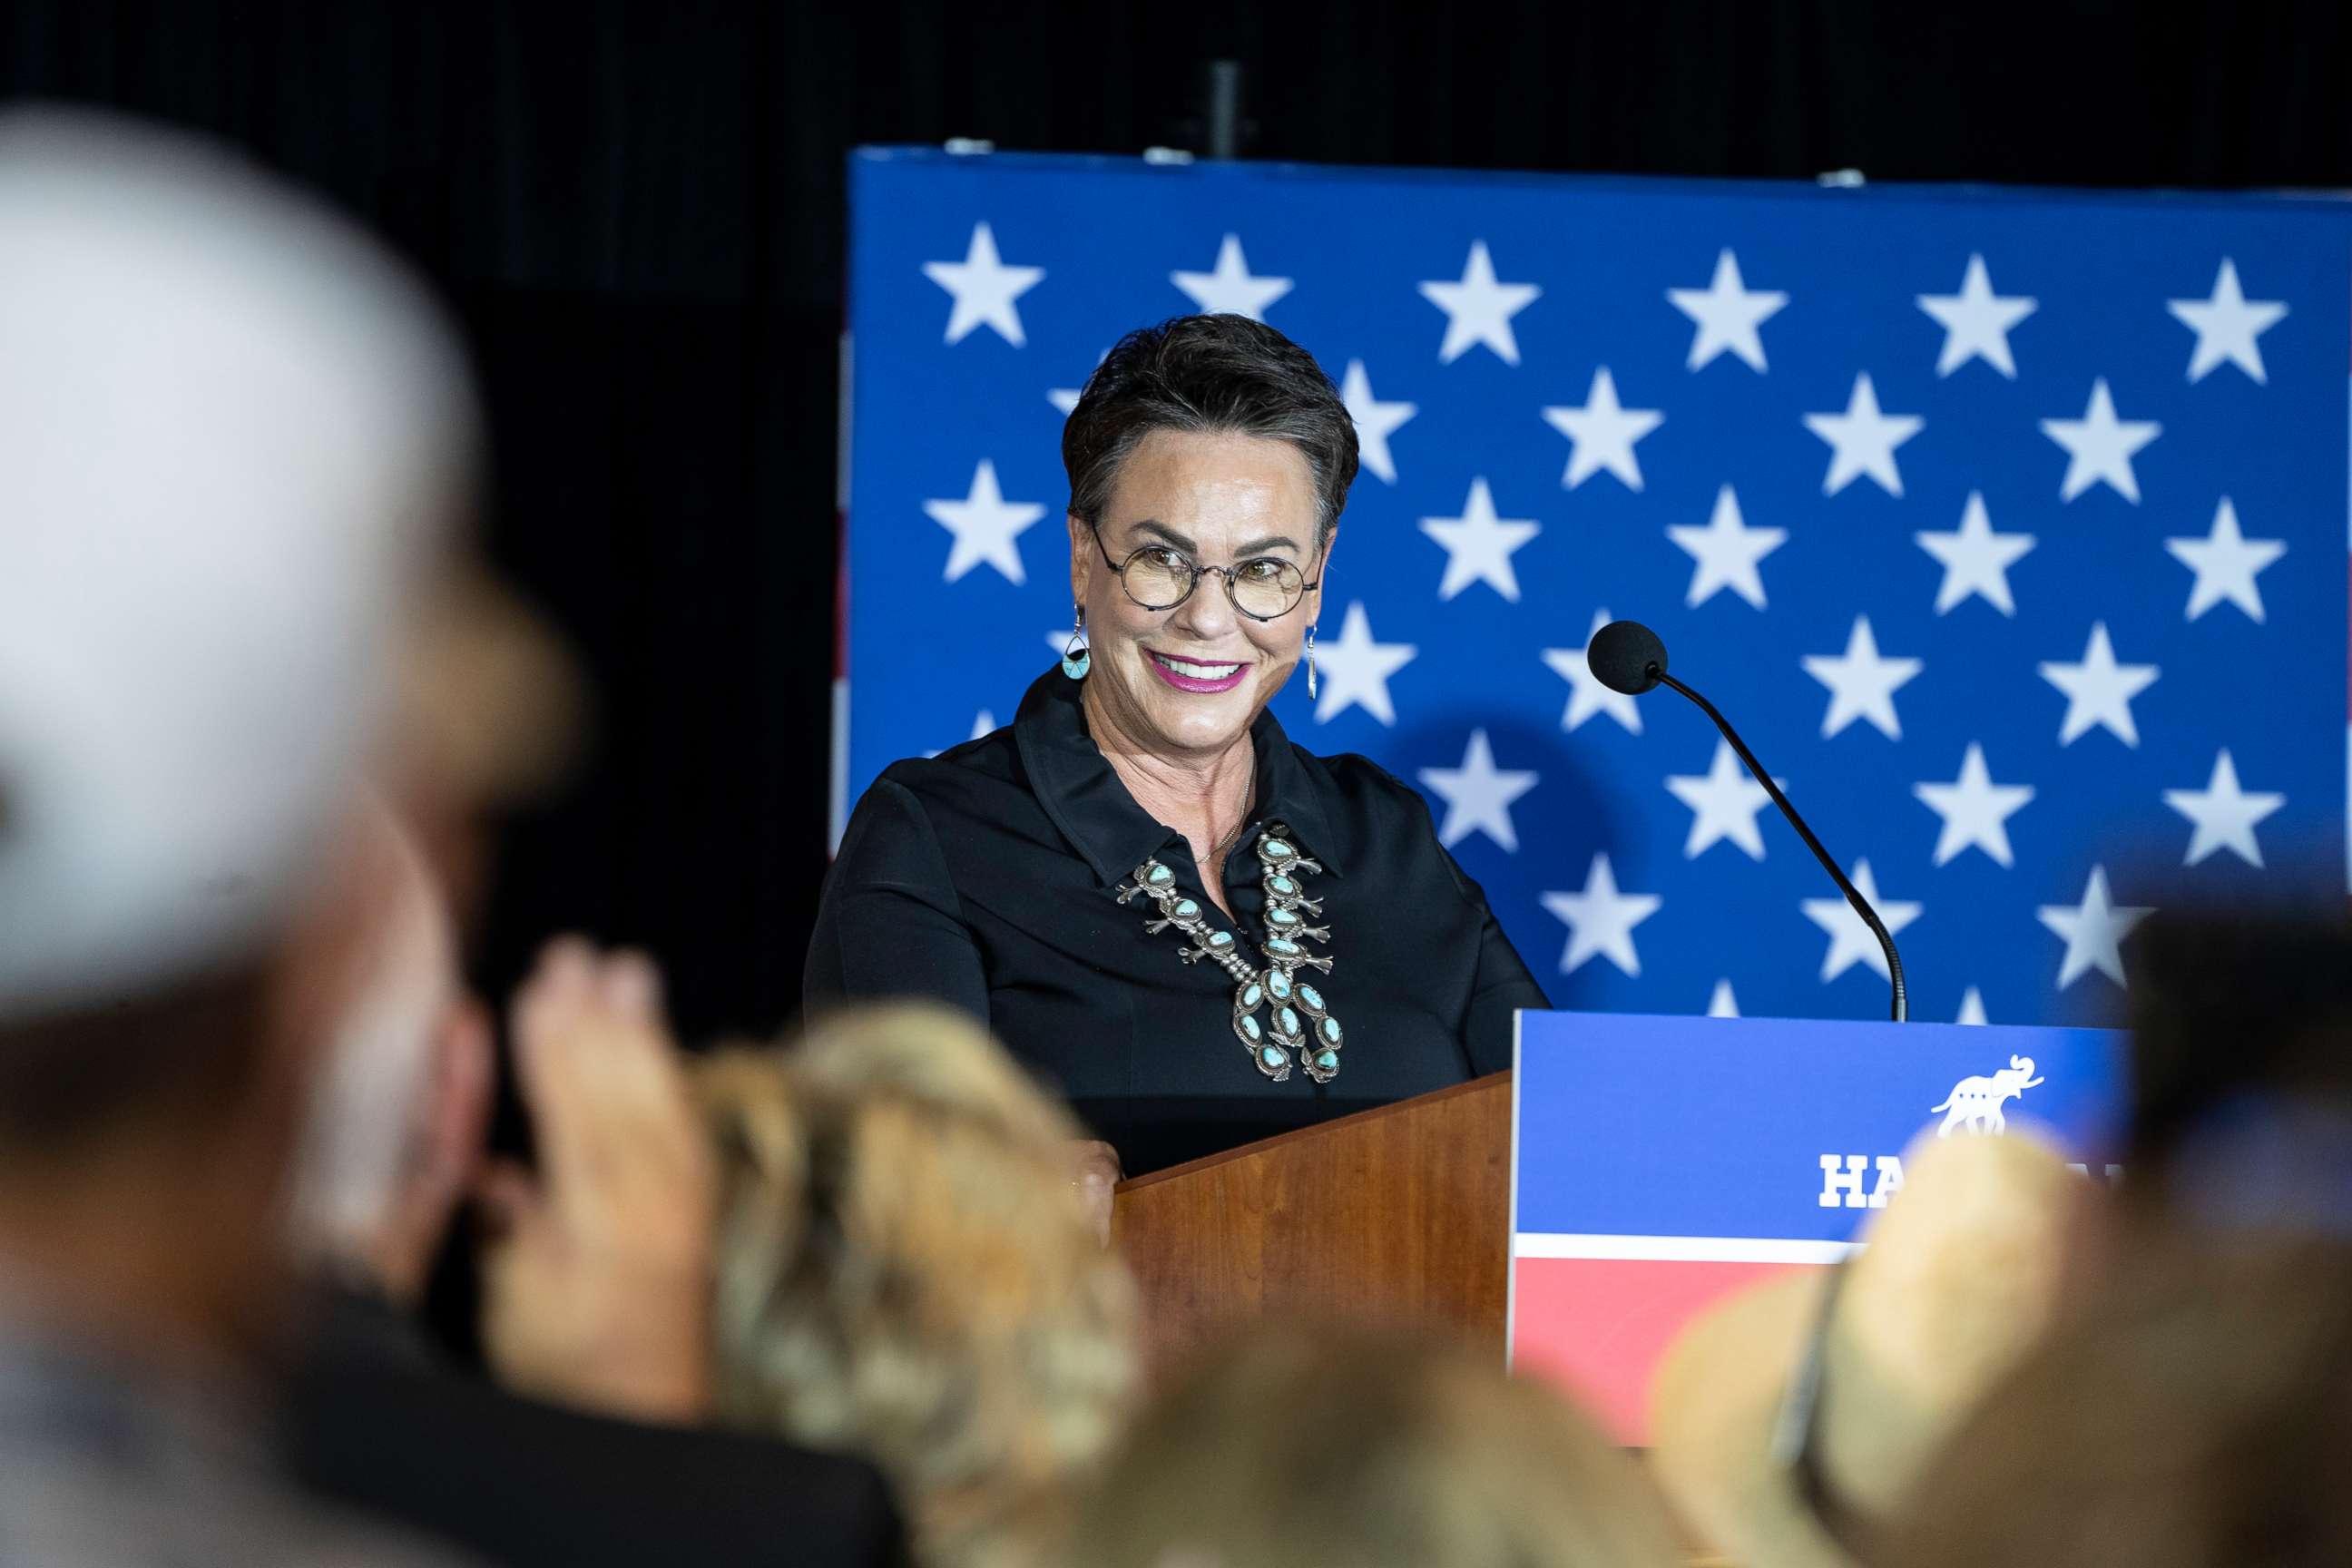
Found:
<box><xmin>1145</xmin><ymin>649</ymin><xmax>1251</xmax><ymax>694</ymax></box>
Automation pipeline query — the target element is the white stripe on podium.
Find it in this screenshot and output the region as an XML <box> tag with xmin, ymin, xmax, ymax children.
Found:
<box><xmin>1512</xmin><ymin>1233</ymin><xmax>1857</xmax><ymax>1265</ymax></box>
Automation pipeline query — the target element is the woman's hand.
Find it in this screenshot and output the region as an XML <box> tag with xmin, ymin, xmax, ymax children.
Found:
<box><xmin>1071</xmin><ymin>1138</ymin><xmax>1123</xmax><ymax>1246</ymax></box>
<box><xmin>474</xmin><ymin>937</ymin><xmax>717</xmax><ymax>1425</ymax></box>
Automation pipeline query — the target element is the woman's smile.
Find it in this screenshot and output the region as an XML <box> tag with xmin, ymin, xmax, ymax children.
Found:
<box><xmin>1144</xmin><ymin>648</ymin><xmax>1252</xmax><ymax>693</ymax></box>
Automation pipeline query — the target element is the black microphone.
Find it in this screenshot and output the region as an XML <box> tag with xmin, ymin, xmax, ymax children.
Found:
<box><xmin>1587</xmin><ymin>620</ymin><xmax>1909</xmax><ymax>1023</ymax></box>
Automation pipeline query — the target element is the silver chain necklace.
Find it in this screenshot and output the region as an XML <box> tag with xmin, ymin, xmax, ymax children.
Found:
<box><xmin>1117</xmin><ymin>819</ymin><xmax>1346</xmax><ymax>1083</ymax></box>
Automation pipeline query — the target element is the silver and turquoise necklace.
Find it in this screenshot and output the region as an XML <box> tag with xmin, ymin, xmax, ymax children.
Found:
<box><xmin>1117</xmin><ymin>819</ymin><xmax>1347</xmax><ymax>1083</ymax></box>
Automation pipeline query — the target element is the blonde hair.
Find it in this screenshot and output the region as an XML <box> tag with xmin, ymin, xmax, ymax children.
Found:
<box><xmin>696</xmin><ymin>1004</ymin><xmax>1139</xmax><ymax>1567</ymax></box>
<box><xmin>1063</xmin><ymin>1328</ymin><xmax>1684</xmax><ymax>1568</ymax></box>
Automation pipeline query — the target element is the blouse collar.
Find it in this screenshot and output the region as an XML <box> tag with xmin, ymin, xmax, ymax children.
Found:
<box><xmin>1012</xmin><ymin>668</ymin><xmax>1345</xmax><ymax>889</ymax></box>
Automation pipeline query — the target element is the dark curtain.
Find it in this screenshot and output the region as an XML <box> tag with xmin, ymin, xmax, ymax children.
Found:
<box><xmin>5</xmin><ymin>0</ymin><xmax>2347</xmax><ymax>1043</ymax></box>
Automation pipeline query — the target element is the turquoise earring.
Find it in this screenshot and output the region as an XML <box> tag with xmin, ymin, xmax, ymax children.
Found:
<box><xmin>1061</xmin><ymin>608</ymin><xmax>1090</xmax><ymax>680</ymax></box>
<box><xmin>1305</xmin><ymin>624</ymin><xmax>1318</xmax><ymax>701</ymax></box>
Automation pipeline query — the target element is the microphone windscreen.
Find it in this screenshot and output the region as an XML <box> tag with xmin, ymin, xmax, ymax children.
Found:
<box><xmin>1588</xmin><ymin>619</ymin><xmax>1669</xmax><ymax>695</ymax></box>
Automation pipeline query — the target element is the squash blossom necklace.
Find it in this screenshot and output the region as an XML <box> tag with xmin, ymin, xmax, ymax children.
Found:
<box><xmin>1117</xmin><ymin>819</ymin><xmax>1345</xmax><ymax>1083</ymax></box>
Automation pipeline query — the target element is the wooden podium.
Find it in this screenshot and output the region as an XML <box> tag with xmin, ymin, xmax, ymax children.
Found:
<box><xmin>1109</xmin><ymin>1073</ymin><xmax>1514</xmax><ymax>1376</ymax></box>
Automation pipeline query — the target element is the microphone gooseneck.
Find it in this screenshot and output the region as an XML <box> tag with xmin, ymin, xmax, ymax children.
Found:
<box><xmin>1587</xmin><ymin>620</ymin><xmax>1910</xmax><ymax>1023</ymax></box>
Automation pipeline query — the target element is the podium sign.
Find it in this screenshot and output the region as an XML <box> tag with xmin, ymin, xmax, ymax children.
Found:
<box><xmin>1508</xmin><ymin>1011</ymin><xmax>2124</xmax><ymax>1442</ymax></box>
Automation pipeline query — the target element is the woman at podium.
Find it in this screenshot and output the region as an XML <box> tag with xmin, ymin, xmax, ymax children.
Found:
<box><xmin>808</xmin><ymin>314</ymin><xmax>1548</xmax><ymax>1178</ymax></box>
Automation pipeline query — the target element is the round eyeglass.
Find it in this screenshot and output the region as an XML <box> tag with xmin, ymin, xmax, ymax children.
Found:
<box><xmin>1088</xmin><ymin>522</ymin><xmax>1321</xmax><ymax>622</ymax></box>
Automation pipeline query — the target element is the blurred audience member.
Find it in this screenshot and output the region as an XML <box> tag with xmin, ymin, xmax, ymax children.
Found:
<box><xmin>1882</xmin><ymin>909</ymin><xmax>2352</xmax><ymax>1568</ymax></box>
<box><xmin>1062</xmin><ymin>1327</ymin><xmax>1682</xmax><ymax>1568</ymax></box>
<box><xmin>287</xmin><ymin>833</ymin><xmax>907</xmax><ymax>1568</ymax></box>
<box><xmin>1649</xmin><ymin>1129</ymin><xmax>2080</xmax><ymax>1568</ymax></box>
<box><xmin>477</xmin><ymin>997</ymin><xmax>1140</xmax><ymax>1568</ymax></box>
<box><xmin>2113</xmin><ymin>906</ymin><xmax>2352</xmax><ymax>1220</ymax></box>
<box><xmin>1885</xmin><ymin>1227</ymin><xmax>2352</xmax><ymax>1568</ymax></box>
<box><xmin>383</xmin><ymin>555</ymin><xmax>586</xmax><ymax>933</ymax></box>
<box><xmin>0</xmin><ymin>108</ymin><xmax>479</xmax><ymax>1565</ymax></box>
<box><xmin>701</xmin><ymin>1005</ymin><xmax>1142</xmax><ymax>1568</ymax></box>
<box><xmin>287</xmin><ymin>798</ymin><xmax>490</xmax><ymax>1308</ymax></box>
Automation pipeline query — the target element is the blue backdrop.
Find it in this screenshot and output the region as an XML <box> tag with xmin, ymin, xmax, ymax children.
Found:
<box><xmin>840</xmin><ymin>148</ymin><xmax>2350</xmax><ymax>1027</ymax></box>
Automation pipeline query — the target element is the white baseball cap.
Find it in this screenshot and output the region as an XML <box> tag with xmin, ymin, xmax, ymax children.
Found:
<box><xmin>0</xmin><ymin>107</ymin><xmax>478</xmax><ymax>1020</ymax></box>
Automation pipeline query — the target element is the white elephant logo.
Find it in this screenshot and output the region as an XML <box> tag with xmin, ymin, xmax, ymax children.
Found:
<box><xmin>1929</xmin><ymin>1054</ymin><xmax>2044</xmax><ymax>1137</ymax></box>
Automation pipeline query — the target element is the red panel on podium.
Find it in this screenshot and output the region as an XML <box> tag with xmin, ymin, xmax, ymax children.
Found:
<box><xmin>1511</xmin><ymin>1256</ymin><xmax>1818</xmax><ymax>1441</ymax></box>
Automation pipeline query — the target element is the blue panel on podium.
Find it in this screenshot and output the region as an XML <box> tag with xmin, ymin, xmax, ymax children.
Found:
<box><xmin>1507</xmin><ymin>1009</ymin><xmax>2123</xmax><ymax>1439</ymax></box>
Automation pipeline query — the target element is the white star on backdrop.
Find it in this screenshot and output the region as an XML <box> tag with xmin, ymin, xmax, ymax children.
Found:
<box><xmin>2041</xmin><ymin>379</ymin><xmax>2161</xmax><ymax>503</ymax></box>
<box><xmin>1803</xmin><ymin>616</ymin><xmax>1923</xmax><ymax>740</ymax></box>
<box><xmin>1170</xmin><ymin>233</ymin><xmax>1293</xmax><ymax>320</ymax></box>
<box><xmin>922</xmin><ymin>221</ymin><xmax>1044</xmax><ymax>347</ymax></box>
<box><xmin>1916</xmin><ymin>254</ymin><xmax>2037</xmax><ymax>377</ymax></box>
<box><xmin>1913</xmin><ymin>742</ymin><xmax>2035</xmax><ymax>867</ymax></box>
<box><xmin>2165</xmin><ymin>497</ymin><xmax>2284</xmax><ymax>622</ymax></box>
<box><xmin>1800</xmin><ymin>859</ymin><xmax>1921</xmax><ymax>984</ymax></box>
<box><xmin>1665</xmin><ymin>738</ymin><xmax>1779</xmax><ymax>860</ymax></box>
<box><xmin>1417</xmin><ymin>729</ymin><xmax>1540</xmax><ymax>853</ymax></box>
<box><xmin>1418</xmin><ymin>240</ymin><xmax>1542</xmax><ymax>366</ymax></box>
<box><xmin>1312</xmin><ymin>601</ymin><xmax>1416</xmax><ymax>725</ymax></box>
<box><xmin>1667</xmin><ymin>249</ymin><xmax>1788</xmax><ymax>372</ymax></box>
<box><xmin>1542</xmin><ymin>610</ymin><xmax>1643</xmax><ymax>734</ymax></box>
<box><xmin>2038</xmin><ymin>865</ymin><xmax>2152</xmax><ymax>989</ymax></box>
<box><xmin>1540</xmin><ymin>367</ymin><xmax>1665</xmax><ymax>490</ymax></box>
<box><xmin>2039</xmin><ymin>622</ymin><xmax>2159</xmax><ymax>747</ymax></box>
<box><xmin>1916</xmin><ymin>491</ymin><xmax>2035</xmax><ymax>616</ymax></box>
<box><xmin>2162</xmin><ymin>750</ymin><xmax>2285</xmax><ymax>868</ymax></box>
<box><xmin>1419</xmin><ymin>477</ymin><xmax>1542</xmax><ymax>602</ymax></box>
<box><xmin>1340</xmin><ymin>359</ymin><xmax>1417</xmax><ymax>484</ymax></box>
<box><xmin>1669</xmin><ymin>484</ymin><xmax>1786</xmax><ymax>609</ymax></box>
<box><xmin>2167</xmin><ymin>259</ymin><xmax>2288</xmax><ymax>384</ymax></box>
<box><xmin>925</xmin><ymin>459</ymin><xmax>1045</xmax><ymax>583</ymax></box>
<box><xmin>1955</xmin><ymin>988</ymin><xmax>1989</xmax><ymax>1025</ymax></box>
<box><xmin>923</xmin><ymin>709</ymin><xmax>999</xmax><ymax>759</ymax></box>
<box><xmin>1046</xmin><ymin>347</ymin><xmax>1106</xmax><ymax>416</ymax></box>
<box><xmin>1708</xmin><ymin>980</ymin><xmax>1740</xmax><ymax>1018</ymax></box>
<box><xmin>1804</xmin><ymin>373</ymin><xmax>1925</xmax><ymax>497</ymax></box>
<box><xmin>1541</xmin><ymin>854</ymin><xmax>1662</xmax><ymax>976</ymax></box>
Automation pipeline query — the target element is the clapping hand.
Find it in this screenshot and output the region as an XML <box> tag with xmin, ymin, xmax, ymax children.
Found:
<box><xmin>1071</xmin><ymin>1138</ymin><xmax>1123</xmax><ymax>1247</ymax></box>
<box><xmin>475</xmin><ymin>937</ymin><xmax>717</xmax><ymax>1424</ymax></box>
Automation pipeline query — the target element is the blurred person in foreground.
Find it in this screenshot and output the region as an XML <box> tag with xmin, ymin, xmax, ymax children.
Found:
<box><xmin>1060</xmin><ymin>1326</ymin><xmax>1683</xmax><ymax>1568</ymax></box>
<box><xmin>0</xmin><ymin>108</ymin><xmax>481</xmax><ymax>1565</ymax></box>
<box><xmin>1879</xmin><ymin>909</ymin><xmax>2352</xmax><ymax>1568</ymax></box>
<box><xmin>1647</xmin><ymin>1128</ymin><xmax>2082</xmax><ymax>1568</ymax></box>
<box><xmin>282</xmin><ymin>805</ymin><xmax>908</xmax><ymax>1568</ymax></box>
<box><xmin>472</xmin><ymin>993</ymin><xmax>1139</xmax><ymax>1568</ymax></box>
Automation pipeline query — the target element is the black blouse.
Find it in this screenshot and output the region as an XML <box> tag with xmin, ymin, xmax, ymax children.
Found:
<box><xmin>806</xmin><ymin>669</ymin><xmax>1552</xmax><ymax>1174</ymax></box>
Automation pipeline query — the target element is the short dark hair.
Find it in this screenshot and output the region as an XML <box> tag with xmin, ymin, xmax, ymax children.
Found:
<box><xmin>1061</xmin><ymin>314</ymin><xmax>1359</xmax><ymax>547</ymax></box>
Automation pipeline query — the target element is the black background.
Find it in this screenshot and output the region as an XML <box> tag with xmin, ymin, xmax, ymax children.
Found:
<box><xmin>5</xmin><ymin>0</ymin><xmax>2347</xmax><ymax>1042</ymax></box>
